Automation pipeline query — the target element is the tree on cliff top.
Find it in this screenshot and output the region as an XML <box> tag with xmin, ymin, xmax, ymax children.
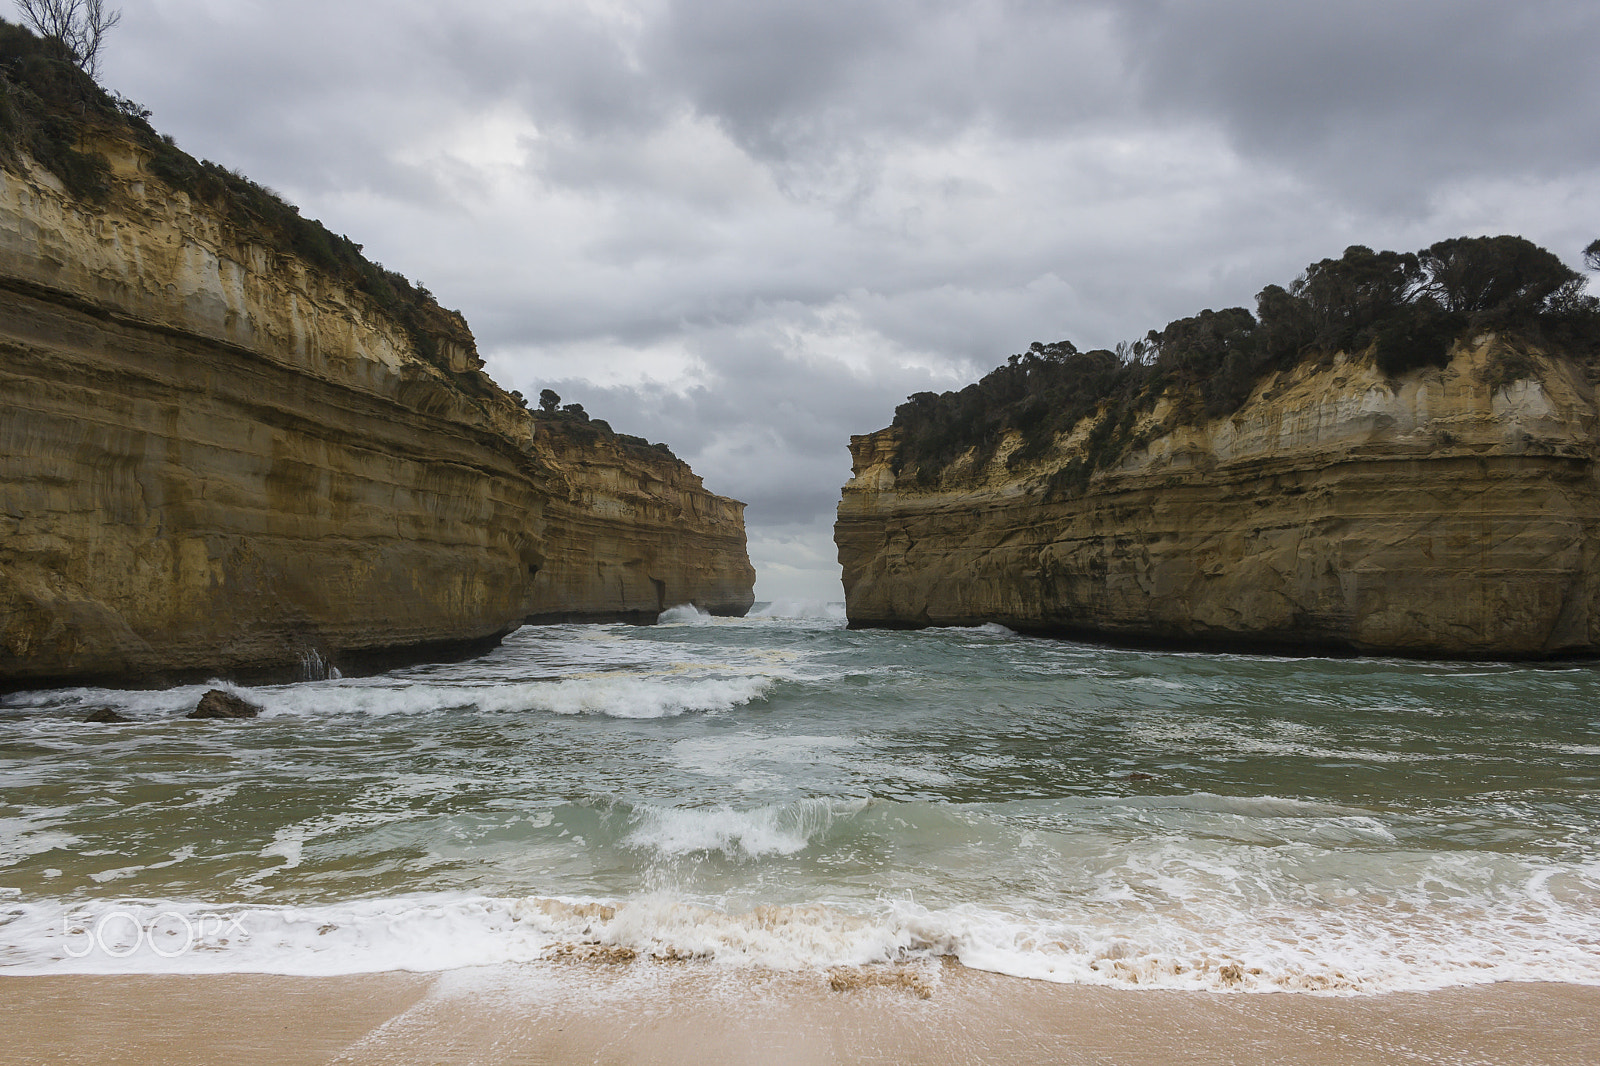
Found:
<box><xmin>14</xmin><ymin>0</ymin><xmax>119</xmax><ymax>79</ymax></box>
<box><xmin>1419</xmin><ymin>236</ymin><xmax>1584</xmax><ymax>317</ymax></box>
<box><xmin>890</xmin><ymin>235</ymin><xmax>1600</xmax><ymax>488</ymax></box>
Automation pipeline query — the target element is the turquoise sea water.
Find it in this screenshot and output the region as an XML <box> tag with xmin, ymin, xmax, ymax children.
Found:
<box><xmin>2</xmin><ymin>605</ymin><xmax>1597</xmax><ymax>993</ymax></box>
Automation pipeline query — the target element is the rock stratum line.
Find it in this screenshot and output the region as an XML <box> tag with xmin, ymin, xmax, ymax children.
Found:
<box><xmin>836</xmin><ymin>341</ymin><xmax>1600</xmax><ymax>657</ymax></box>
<box><xmin>1</xmin><ymin>130</ymin><xmax>752</xmax><ymax>689</ymax></box>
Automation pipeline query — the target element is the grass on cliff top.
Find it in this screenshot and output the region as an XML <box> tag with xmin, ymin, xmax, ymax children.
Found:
<box><xmin>892</xmin><ymin>236</ymin><xmax>1600</xmax><ymax>493</ymax></box>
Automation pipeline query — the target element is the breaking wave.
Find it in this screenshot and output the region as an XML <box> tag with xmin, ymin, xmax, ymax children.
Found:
<box><xmin>6</xmin><ymin>868</ymin><xmax>1599</xmax><ymax>992</ymax></box>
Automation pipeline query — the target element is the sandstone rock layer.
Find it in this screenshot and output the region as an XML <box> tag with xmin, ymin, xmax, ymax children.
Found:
<box><xmin>1</xmin><ymin>135</ymin><xmax>751</xmax><ymax>689</ymax></box>
<box><xmin>836</xmin><ymin>342</ymin><xmax>1600</xmax><ymax>657</ymax></box>
<box><xmin>526</xmin><ymin>422</ymin><xmax>754</xmax><ymax>623</ymax></box>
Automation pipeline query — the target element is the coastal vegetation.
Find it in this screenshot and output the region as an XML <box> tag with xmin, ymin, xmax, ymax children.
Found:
<box><xmin>536</xmin><ymin>401</ymin><xmax>678</xmax><ymax>460</ymax></box>
<box><xmin>13</xmin><ymin>0</ymin><xmax>118</xmax><ymax>77</ymax></box>
<box><xmin>891</xmin><ymin>237</ymin><xmax>1600</xmax><ymax>489</ymax></box>
<box><xmin>0</xmin><ymin>15</ymin><xmax>678</xmax><ymax>462</ymax></box>
<box><xmin>0</xmin><ymin>16</ymin><xmax>460</xmax><ymax>371</ymax></box>
<box><xmin>523</xmin><ymin>388</ymin><xmax>676</xmax><ymax>458</ymax></box>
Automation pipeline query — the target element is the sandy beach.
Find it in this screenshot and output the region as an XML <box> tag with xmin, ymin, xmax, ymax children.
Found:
<box><xmin>4</xmin><ymin>963</ymin><xmax>1597</xmax><ymax>1065</ymax></box>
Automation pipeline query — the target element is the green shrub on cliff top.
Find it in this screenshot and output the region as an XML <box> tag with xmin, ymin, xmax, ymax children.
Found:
<box><xmin>0</xmin><ymin>18</ymin><xmax>675</xmax><ymax>462</ymax></box>
<box><xmin>0</xmin><ymin>17</ymin><xmax>452</xmax><ymax>367</ymax></box>
<box><xmin>530</xmin><ymin>403</ymin><xmax>679</xmax><ymax>462</ymax></box>
<box><xmin>0</xmin><ymin>19</ymin><xmax>117</xmax><ymax>200</ymax></box>
<box><xmin>892</xmin><ymin>237</ymin><xmax>1599</xmax><ymax>487</ymax></box>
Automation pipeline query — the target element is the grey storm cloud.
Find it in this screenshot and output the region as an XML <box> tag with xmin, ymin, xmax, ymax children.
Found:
<box><xmin>639</xmin><ymin>0</ymin><xmax>1130</xmax><ymax>156</ymax></box>
<box><xmin>95</xmin><ymin>0</ymin><xmax>1600</xmax><ymax>599</ymax></box>
<box><xmin>1115</xmin><ymin>1</ymin><xmax>1600</xmax><ymax>199</ymax></box>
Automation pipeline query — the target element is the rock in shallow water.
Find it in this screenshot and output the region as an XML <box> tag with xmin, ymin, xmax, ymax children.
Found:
<box><xmin>83</xmin><ymin>707</ymin><xmax>129</xmax><ymax>723</ymax></box>
<box><xmin>188</xmin><ymin>690</ymin><xmax>262</xmax><ymax>720</ymax></box>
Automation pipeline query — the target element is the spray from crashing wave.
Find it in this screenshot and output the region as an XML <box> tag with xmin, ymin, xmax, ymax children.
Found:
<box><xmin>297</xmin><ymin>646</ymin><xmax>341</xmax><ymax>682</ymax></box>
<box><xmin>657</xmin><ymin>604</ymin><xmax>714</xmax><ymax>624</ymax></box>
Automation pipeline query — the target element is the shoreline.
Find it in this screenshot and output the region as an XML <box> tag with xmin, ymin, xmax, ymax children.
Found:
<box><xmin>3</xmin><ymin>964</ymin><xmax>1597</xmax><ymax>1065</ymax></box>
<box><xmin>843</xmin><ymin>615</ymin><xmax>1600</xmax><ymax>665</ymax></box>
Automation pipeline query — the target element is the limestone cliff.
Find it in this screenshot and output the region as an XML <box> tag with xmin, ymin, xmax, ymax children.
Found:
<box><xmin>1</xmin><ymin>95</ymin><xmax>750</xmax><ymax>688</ymax></box>
<box><xmin>526</xmin><ymin>422</ymin><xmax>754</xmax><ymax>622</ymax></box>
<box><xmin>837</xmin><ymin>338</ymin><xmax>1600</xmax><ymax>657</ymax></box>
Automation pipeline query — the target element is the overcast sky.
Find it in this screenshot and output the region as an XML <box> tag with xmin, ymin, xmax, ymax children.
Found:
<box><xmin>96</xmin><ymin>0</ymin><xmax>1600</xmax><ymax>602</ymax></box>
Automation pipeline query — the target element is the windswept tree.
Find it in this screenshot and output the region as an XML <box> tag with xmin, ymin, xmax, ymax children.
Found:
<box><xmin>887</xmin><ymin>233</ymin><xmax>1600</xmax><ymax>486</ymax></box>
<box><xmin>1417</xmin><ymin>236</ymin><xmax>1582</xmax><ymax>316</ymax></box>
<box><xmin>1254</xmin><ymin>283</ymin><xmax>1315</xmax><ymax>359</ymax></box>
<box><xmin>1291</xmin><ymin>246</ymin><xmax>1422</xmax><ymax>352</ymax></box>
<box><xmin>538</xmin><ymin>388</ymin><xmax>560</xmax><ymax>413</ymax></box>
<box><xmin>14</xmin><ymin>0</ymin><xmax>120</xmax><ymax>78</ymax></box>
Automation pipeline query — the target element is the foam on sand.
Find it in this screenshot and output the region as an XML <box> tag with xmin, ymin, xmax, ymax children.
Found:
<box><xmin>6</xmin><ymin>863</ymin><xmax>1598</xmax><ymax>992</ymax></box>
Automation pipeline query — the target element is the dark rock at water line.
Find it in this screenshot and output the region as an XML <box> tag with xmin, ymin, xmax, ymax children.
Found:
<box><xmin>188</xmin><ymin>690</ymin><xmax>262</xmax><ymax>720</ymax></box>
<box><xmin>83</xmin><ymin>707</ymin><xmax>129</xmax><ymax>723</ymax></box>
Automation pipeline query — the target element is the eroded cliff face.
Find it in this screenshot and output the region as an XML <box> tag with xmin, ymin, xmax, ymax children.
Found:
<box><xmin>1</xmin><ymin>134</ymin><xmax>751</xmax><ymax>688</ymax></box>
<box><xmin>526</xmin><ymin>422</ymin><xmax>755</xmax><ymax>622</ymax></box>
<box><xmin>836</xmin><ymin>340</ymin><xmax>1600</xmax><ymax>657</ymax></box>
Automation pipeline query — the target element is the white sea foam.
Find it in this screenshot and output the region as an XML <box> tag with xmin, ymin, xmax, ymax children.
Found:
<box><xmin>658</xmin><ymin>604</ymin><xmax>714</xmax><ymax>624</ymax></box>
<box><xmin>927</xmin><ymin>622</ymin><xmax>1018</xmax><ymax>637</ymax></box>
<box><xmin>185</xmin><ymin>783</ymin><xmax>243</xmax><ymax>808</ymax></box>
<box><xmin>5</xmin><ymin>868</ymin><xmax>1599</xmax><ymax>992</ymax></box>
<box><xmin>4</xmin><ymin>652</ymin><xmax>787</xmax><ymax>725</ymax></box>
<box><xmin>83</xmin><ymin>846</ymin><xmax>197</xmax><ymax>887</ymax></box>
<box><xmin>193</xmin><ymin>675</ymin><xmax>778</xmax><ymax>721</ymax></box>
<box><xmin>0</xmin><ymin>896</ymin><xmax>535</xmax><ymax>975</ymax></box>
<box><xmin>669</xmin><ymin>734</ymin><xmax>860</xmax><ymax>787</ymax></box>
<box><xmin>624</xmin><ymin>798</ymin><xmax>863</xmax><ymax>859</ymax></box>
<box><xmin>6</xmin><ymin>598</ymin><xmax>1598</xmax><ymax>1000</ymax></box>
<box><xmin>11</xmin><ymin>808</ymin><xmax>1593</xmax><ymax>990</ymax></box>
<box><xmin>3</xmin><ymin>682</ymin><xmax>243</xmax><ymax>721</ymax></box>
<box><xmin>0</xmin><ymin>817</ymin><xmax>81</xmax><ymax>868</ymax></box>
<box><xmin>259</xmin><ymin>831</ymin><xmax>305</xmax><ymax>871</ymax></box>
<box><xmin>520</xmin><ymin>676</ymin><xmax>773</xmax><ymax>719</ymax></box>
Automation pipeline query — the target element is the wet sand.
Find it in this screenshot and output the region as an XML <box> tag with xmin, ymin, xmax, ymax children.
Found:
<box><xmin>3</xmin><ymin>963</ymin><xmax>1597</xmax><ymax>1065</ymax></box>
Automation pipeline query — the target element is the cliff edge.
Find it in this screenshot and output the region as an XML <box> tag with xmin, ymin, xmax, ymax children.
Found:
<box><xmin>527</xmin><ymin>418</ymin><xmax>754</xmax><ymax>623</ymax></box>
<box><xmin>0</xmin><ymin>27</ymin><xmax>752</xmax><ymax>689</ymax></box>
<box><xmin>837</xmin><ymin>241</ymin><xmax>1600</xmax><ymax>658</ymax></box>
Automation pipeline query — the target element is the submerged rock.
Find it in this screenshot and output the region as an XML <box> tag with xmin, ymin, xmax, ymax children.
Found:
<box><xmin>83</xmin><ymin>707</ymin><xmax>129</xmax><ymax>723</ymax></box>
<box><xmin>188</xmin><ymin>690</ymin><xmax>262</xmax><ymax>720</ymax></box>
